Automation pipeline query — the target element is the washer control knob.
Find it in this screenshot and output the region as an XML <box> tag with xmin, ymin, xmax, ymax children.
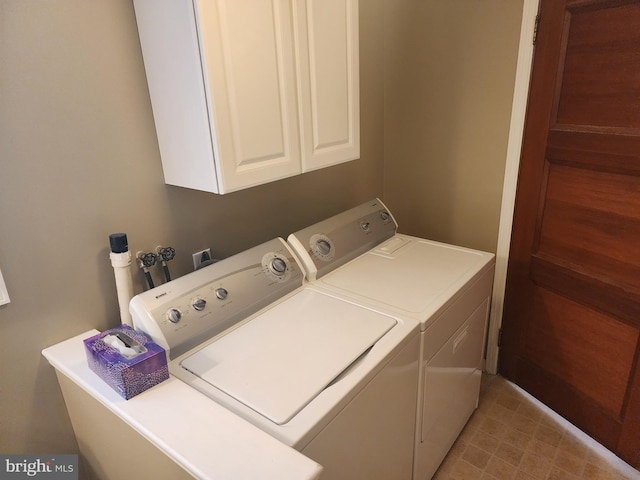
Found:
<box><xmin>215</xmin><ymin>287</ymin><xmax>228</xmax><ymax>300</ymax></box>
<box><xmin>361</xmin><ymin>221</ymin><xmax>371</xmax><ymax>231</ymax></box>
<box><xmin>192</xmin><ymin>297</ymin><xmax>206</xmax><ymax>311</ymax></box>
<box><xmin>270</xmin><ymin>257</ymin><xmax>287</xmax><ymax>275</ymax></box>
<box><xmin>167</xmin><ymin>308</ymin><xmax>182</xmax><ymax>323</ymax></box>
<box><xmin>380</xmin><ymin>211</ymin><xmax>390</xmax><ymax>221</ymax></box>
<box><xmin>316</xmin><ymin>239</ymin><xmax>332</xmax><ymax>256</ymax></box>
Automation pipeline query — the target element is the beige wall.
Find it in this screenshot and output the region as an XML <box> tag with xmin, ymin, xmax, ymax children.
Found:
<box><xmin>383</xmin><ymin>0</ymin><xmax>524</xmax><ymax>253</ymax></box>
<box><xmin>0</xmin><ymin>0</ymin><xmax>523</xmax><ymax>459</ymax></box>
<box><xmin>0</xmin><ymin>0</ymin><xmax>384</xmax><ymax>454</ymax></box>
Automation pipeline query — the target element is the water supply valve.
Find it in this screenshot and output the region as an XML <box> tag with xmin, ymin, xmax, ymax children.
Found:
<box><xmin>136</xmin><ymin>251</ymin><xmax>158</xmax><ymax>289</ymax></box>
<box><xmin>156</xmin><ymin>246</ymin><xmax>176</xmax><ymax>282</ymax></box>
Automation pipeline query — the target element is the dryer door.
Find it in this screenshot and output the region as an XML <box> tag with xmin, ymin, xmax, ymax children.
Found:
<box><xmin>417</xmin><ymin>298</ymin><xmax>489</xmax><ymax>480</ymax></box>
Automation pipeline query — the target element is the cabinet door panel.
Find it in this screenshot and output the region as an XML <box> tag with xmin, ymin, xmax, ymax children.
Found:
<box><xmin>196</xmin><ymin>0</ymin><xmax>302</xmax><ymax>193</ymax></box>
<box><xmin>296</xmin><ymin>0</ymin><xmax>360</xmax><ymax>171</ymax></box>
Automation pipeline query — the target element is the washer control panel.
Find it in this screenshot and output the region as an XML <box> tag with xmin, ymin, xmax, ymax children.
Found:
<box><xmin>130</xmin><ymin>238</ymin><xmax>303</xmax><ymax>359</ymax></box>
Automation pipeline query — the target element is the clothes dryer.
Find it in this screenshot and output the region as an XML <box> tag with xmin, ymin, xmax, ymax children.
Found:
<box><xmin>287</xmin><ymin>199</ymin><xmax>495</xmax><ymax>480</ymax></box>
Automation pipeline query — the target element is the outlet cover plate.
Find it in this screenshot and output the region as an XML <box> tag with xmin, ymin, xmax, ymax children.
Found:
<box><xmin>192</xmin><ymin>248</ymin><xmax>212</xmax><ymax>270</ymax></box>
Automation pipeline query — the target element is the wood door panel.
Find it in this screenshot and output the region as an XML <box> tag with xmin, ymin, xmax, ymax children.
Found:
<box><xmin>532</xmin><ymin>160</ymin><xmax>640</xmax><ymax>321</ymax></box>
<box><xmin>524</xmin><ymin>287</ymin><xmax>638</xmax><ymax>416</ymax></box>
<box><xmin>547</xmin><ymin>130</ymin><xmax>640</xmax><ymax>175</ymax></box>
<box><xmin>544</xmin><ymin>164</ymin><xmax>640</xmax><ymax>221</ymax></box>
<box><xmin>530</xmin><ymin>254</ymin><xmax>640</xmax><ymax>328</ymax></box>
<box><xmin>539</xmin><ymin>197</ymin><xmax>640</xmax><ymax>267</ymax></box>
<box><xmin>555</xmin><ymin>3</ymin><xmax>640</xmax><ymax>129</ymax></box>
<box><xmin>501</xmin><ymin>0</ymin><xmax>640</xmax><ymax>468</ymax></box>
<box><xmin>537</xmin><ymin>165</ymin><xmax>640</xmax><ymax>288</ymax></box>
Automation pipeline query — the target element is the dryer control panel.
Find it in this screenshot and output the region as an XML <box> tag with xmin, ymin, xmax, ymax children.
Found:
<box><xmin>288</xmin><ymin>198</ymin><xmax>397</xmax><ymax>281</ymax></box>
<box><xmin>130</xmin><ymin>238</ymin><xmax>304</xmax><ymax>359</ymax></box>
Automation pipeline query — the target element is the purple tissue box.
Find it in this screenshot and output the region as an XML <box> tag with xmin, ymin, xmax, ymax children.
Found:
<box><xmin>83</xmin><ymin>325</ymin><xmax>169</xmax><ymax>400</ymax></box>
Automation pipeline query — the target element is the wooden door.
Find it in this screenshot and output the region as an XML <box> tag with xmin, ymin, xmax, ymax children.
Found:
<box><xmin>500</xmin><ymin>0</ymin><xmax>640</xmax><ymax>468</ymax></box>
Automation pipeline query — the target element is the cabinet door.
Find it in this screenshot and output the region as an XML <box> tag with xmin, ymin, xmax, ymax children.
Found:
<box><xmin>295</xmin><ymin>0</ymin><xmax>360</xmax><ymax>171</ymax></box>
<box><xmin>195</xmin><ymin>0</ymin><xmax>302</xmax><ymax>193</ymax></box>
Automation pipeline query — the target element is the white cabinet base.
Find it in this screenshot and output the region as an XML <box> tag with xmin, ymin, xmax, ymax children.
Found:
<box><xmin>56</xmin><ymin>373</ymin><xmax>192</xmax><ymax>480</ymax></box>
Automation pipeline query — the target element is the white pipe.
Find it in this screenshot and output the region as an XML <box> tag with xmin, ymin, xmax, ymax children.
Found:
<box><xmin>110</xmin><ymin>251</ymin><xmax>134</xmax><ymax>327</ymax></box>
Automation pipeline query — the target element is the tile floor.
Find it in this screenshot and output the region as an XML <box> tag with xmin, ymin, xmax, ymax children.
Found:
<box><xmin>434</xmin><ymin>374</ymin><xmax>640</xmax><ymax>480</ymax></box>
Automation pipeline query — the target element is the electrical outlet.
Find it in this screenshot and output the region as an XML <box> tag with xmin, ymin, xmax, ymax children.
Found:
<box><xmin>192</xmin><ymin>248</ymin><xmax>212</xmax><ymax>270</ymax></box>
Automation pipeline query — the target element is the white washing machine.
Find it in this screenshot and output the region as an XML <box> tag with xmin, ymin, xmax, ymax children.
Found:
<box><xmin>131</xmin><ymin>237</ymin><xmax>420</xmax><ymax>480</ymax></box>
<box><xmin>287</xmin><ymin>199</ymin><xmax>496</xmax><ymax>480</ymax></box>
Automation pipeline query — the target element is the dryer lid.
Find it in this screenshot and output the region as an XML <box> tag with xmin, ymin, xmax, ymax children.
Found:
<box><xmin>179</xmin><ymin>289</ymin><xmax>396</xmax><ymax>425</ymax></box>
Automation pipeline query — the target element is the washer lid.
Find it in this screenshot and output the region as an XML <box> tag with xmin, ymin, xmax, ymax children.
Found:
<box><xmin>179</xmin><ymin>289</ymin><xmax>396</xmax><ymax>425</ymax></box>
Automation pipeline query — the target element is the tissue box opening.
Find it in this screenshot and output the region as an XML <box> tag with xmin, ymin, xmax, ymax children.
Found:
<box><xmin>83</xmin><ymin>325</ymin><xmax>169</xmax><ymax>400</ymax></box>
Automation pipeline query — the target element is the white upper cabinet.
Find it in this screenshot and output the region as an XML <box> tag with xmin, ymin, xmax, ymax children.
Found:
<box><xmin>134</xmin><ymin>0</ymin><xmax>359</xmax><ymax>194</ymax></box>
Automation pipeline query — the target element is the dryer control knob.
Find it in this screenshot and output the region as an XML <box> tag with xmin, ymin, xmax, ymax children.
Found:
<box><xmin>215</xmin><ymin>287</ymin><xmax>228</xmax><ymax>300</ymax></box>
<box><xmin>270</xmin><ymin>257</ymin><xmax>287</xmax><ymax>275</ymax></box>
<box><xmin>380</xmin><ymin>211</ymin><xmax>390</xmax><ymax>221</ymax></box>
<box><xmin>192</xmin><ymin>298</ymin><xmax>206</xmax><ymax>311</ymax></box>
<box><xmin>167</xmin><ymin>308</ymin><xmax>182</xmax><ymax>323</ymax></box>
<box><xmin>316</xmin><ymin>239</ymin><xmax>332</xmax><ymax>255</ymax></box>
<box><xmin>361</xmin><ymin>221</ymin><xmax>370</xmax><ymax>231</ymax></box>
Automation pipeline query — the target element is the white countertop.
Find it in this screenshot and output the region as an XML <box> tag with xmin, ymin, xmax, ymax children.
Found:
<box><xmin>42</xmin><ymin>330</ymin><xmax>323</xmax><ymax>480</ymax></box>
